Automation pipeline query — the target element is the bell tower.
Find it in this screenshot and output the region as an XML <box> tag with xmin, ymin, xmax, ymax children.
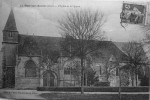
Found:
<box><xmin>2</xmin><ymin>8</ymin><xmax>18</xmax><ymax>88</ymax></box>
<box><xmin>3</xmin><ymin>9</ymin><xmax>18</xmax><ymax>43</ymax></box>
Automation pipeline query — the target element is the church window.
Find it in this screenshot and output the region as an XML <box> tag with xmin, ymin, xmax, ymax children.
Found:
<box><xmin>64</xmin><ymin>67</ymin><xmax>70</xmax><ymax>75</ymax></box>
<box><xmin>64</xmin><ymin>67</ymin><xmax>75</xmax><ymax>75</ymax></box>
<box><xmin>9</xmin><ymin>32</ymin><xmax>13</xmax><ymax>37</ymax></box>
<box><xmin>25</xmin><ymin>60</ymin><xmax>37</xmax><ymax>77</ymax></box>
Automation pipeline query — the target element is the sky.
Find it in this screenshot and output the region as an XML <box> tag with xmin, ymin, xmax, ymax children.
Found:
<box><xmin>0</xmin><ymin>0</ymin><xmax>150</xmax><ymax>49</ymax></box>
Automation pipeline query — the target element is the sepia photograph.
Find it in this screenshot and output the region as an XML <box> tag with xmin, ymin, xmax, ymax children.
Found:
<box><xmin>0</xmin><ymin>0</ymin><xmax>150</xmax><ymax>100</ymax></box>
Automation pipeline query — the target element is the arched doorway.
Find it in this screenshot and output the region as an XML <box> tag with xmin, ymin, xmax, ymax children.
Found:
<box><xmin>43</xmin><ymin>71</ymin><xmax>57</xmax><ymax>87</ymax></box>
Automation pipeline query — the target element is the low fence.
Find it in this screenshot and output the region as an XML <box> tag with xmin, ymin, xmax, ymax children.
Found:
<box><xmin>37</xmin><ymin>86</ymin><xmax>149</xmax><ymax>92</ymax></box>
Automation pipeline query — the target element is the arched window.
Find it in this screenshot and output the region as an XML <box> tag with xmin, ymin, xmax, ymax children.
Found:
<box><xmin>25</xmin><ymin>60</ymin><xmax>37</xmax><ymax>77</ymax></box>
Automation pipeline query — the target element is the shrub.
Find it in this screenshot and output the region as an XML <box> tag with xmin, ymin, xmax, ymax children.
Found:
<box><xmin>94</xmin><ymin>82</ymin><xmax>110</xmax><ymax>86</ymax></box>
<box><xmin>140</xmin><ymin>76</ymin><xmax>149</xmax><ymax>86</ymax></box>
<box><xmin>84</xmin><ymin>87</ymin><xmax>118</xmax><ymax>92</ymax></box>
<box><xmin>37</xmin><ymin>86</ymin><xmax>149</xmax><ymax>92</ymax></box>
<box><xmin>121</xmin><ymin>87</ymin><xmax>148</xmax><ymax>92</ymax></box>
<box><xmin>37</xmin><ymin>87</ymin><xmax>81</xmax><ymax>92</ymax></box>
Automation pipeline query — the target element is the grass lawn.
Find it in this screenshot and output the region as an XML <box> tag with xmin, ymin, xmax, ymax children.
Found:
<box><xmin>40</xmin><ymin>93</ymin><xmax>149</xmax><ymax>100</ymax></box>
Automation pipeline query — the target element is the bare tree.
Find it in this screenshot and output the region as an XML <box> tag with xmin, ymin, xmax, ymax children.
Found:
<box><xmin>58</xmin><ymin>9</ymin><xmax>106</xmax><ymax>94</ymax></box>
<box><xmin>122</xmin><ymin>41</ymin><xmax>148</xmax><ymax>86</ymax></box>
<box><xmin>40</xmin><ymin>49</ymin><xmax>60</xmax><ymax>71</ymax></box>
<box><xmin>64</xmin><ymin>59</ymin><xmax>81</xmax><ymax>86</ymax></box>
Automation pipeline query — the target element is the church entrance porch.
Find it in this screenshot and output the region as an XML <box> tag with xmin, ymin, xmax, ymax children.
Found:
<box><xmin>43</xmin><ymin>71</ymin><xmax>57</xmax><ymax>87</ymax></box>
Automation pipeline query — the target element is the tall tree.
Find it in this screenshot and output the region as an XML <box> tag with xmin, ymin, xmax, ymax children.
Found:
<box><xmin>40</xmin><ymin>49</ymin><xmax>60</xmax><ymax>71</ymax></box>
<box><xmin>86</xmin><ymin>68</ymin><xmax>99</xmax><ymax>86</ymax></box>
<box><xmin>122</xmin><ymin>41</ymin><xmax>148</xmax><ymax>86</ymax></box>
<box><xmin>58</xmin><ymin>9</ymin><xmax>106</xmax><ymax>94</ymax></box>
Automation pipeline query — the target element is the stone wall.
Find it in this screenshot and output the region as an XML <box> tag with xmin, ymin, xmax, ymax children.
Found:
<box><xmin>3</xmin><ymin>44</ymin><xmax>17</xmax><ymax>66</ymax></box>
<box><xmin>60</xmin><ymin>58</ymin><xmax>81</xmax><ymax>87</ymax></box>
<box><xmin>15</xmin><ymin>77</ymin><xmax>40</xmax><ymax>89</ymax></box>
<box><xmin>0</xmin><ymin>52</ymin><xmax>3</xmax><ymax>88</ymax></box>
<box><xmin>15</xmin><ymin>56</ymin><xmax>40</xmax><ymax>89</ymax></box>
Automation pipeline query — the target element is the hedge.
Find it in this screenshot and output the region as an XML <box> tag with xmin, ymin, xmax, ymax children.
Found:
<box><xmin>37</xmin><ymin>87</ymin><xmax>81</xmax><ymax>92</ymax></box>
<box><xmin>94</xmin><ymin>82</ymin><xmax>110</xmax><ymax>86</ymax></box>
<box><xmin>37</xmin><ymin>86</ymin><xmax>149</xmax><ymax>92</ymax></box>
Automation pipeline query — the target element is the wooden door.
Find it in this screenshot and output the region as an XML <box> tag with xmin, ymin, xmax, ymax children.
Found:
<box><xmin>43</xmin><ymin>72</ymin><xmax>55</xmax><ymax>87</ymax></box>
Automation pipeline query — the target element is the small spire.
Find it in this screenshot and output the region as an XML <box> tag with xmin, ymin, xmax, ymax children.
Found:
<box><xmin>10</xmin><ymin>0</ymin><xmax>13</xmax><ymax>9</ymax></box>
<box><xmin>11</xmin><ymin>0</ymin><xmax>12</xmax><ymax>8</ymax></box>
<box><xmin>3</xmin><ymin>8</ymin><xmax>17</xmax><ymax>31</ymax></box>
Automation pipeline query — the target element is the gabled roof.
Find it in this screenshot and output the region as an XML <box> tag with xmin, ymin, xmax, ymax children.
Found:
<box><xmin>18</xmin><ymin>34</ymin><xmax>62</xmax><ymax>56</ymax></box>
<box><xmin>96</xmin><ymin>41</ymin><xmax>127</xmax><ymax>62</ymax></box>
<box><xmin>3</xmin><ymin>9</ymin><xmax>17</xmax><ymax>31</ymax></box>
<box><xmin>18</xmin><ymin>34</ymin><xmax>126</xmax><ymax>62</ymax></box>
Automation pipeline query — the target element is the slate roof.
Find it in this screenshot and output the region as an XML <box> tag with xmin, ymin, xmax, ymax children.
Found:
<box><xmin>18</xmin><ymin>34</ymin><xmax>126</xmax><ymax>62</ymax></box>
<box><xmin>3</xmin><ymin>9</ymin><xmax>17</xmax><ymax>31</ymax></box>
<box><xmin>18</xmin><ymin>34</ymin><xmax>62</xmax><ymax>56</ymax></box>
<box><xmin>96</xmin><ymin>41</ymin><xmax>127</xmax><ymax>62</ymax></box>
<box><xmin>3</xmin><ymin>9</ymin><xmax>126</xmax><ymax>62</ymax></box>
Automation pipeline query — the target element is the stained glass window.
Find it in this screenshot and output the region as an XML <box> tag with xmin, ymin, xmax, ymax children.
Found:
<box><xmin>25</xmin><ymin>60</ymin><xmax>37</xmax><ymax>77</ymax></box>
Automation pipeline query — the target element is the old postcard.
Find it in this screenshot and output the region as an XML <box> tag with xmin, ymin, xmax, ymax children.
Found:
<box><xmin>0</xmin><ymin>0</ymin><xmax>149</xmax><ymax>100</ymax></box>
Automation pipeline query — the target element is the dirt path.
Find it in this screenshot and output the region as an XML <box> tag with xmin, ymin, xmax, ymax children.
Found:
<box><xmin>0</xmin><ymin>89</ymin><xmax>45</xmax><ymax>99</ymax></box>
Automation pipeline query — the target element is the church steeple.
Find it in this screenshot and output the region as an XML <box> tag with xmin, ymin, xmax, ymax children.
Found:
<box><xmin>2</xmin><ymin>8</ymin><xmax>18</xmax><ymax>88</ymax></box>
<box><xmin>3</xmin><ymin>8</ymin><xmax>18</xmax><ymax>43</ymax></box>
<box><xmin>3</xmin><ymin>9</ymin><xmax>17</xmax><ymax>31</ymax></box>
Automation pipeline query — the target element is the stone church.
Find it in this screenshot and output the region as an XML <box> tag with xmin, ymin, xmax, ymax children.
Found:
<box><xmin>0</xmin><ymin>9</ymin><xmax>137</xmax><ymax>89</ymax></box>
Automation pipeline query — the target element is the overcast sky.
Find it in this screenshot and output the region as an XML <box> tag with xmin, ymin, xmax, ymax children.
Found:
<box><xmin>0</xmin><ymin>0</ymin><xmax>149</xmax><ymax>49</ymax></box>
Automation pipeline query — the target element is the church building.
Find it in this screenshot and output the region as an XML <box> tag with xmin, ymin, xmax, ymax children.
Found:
<box><xmin>0</xmin><ymin>9</ymin><xmax>135</xmax><ymax>89</ymax></box>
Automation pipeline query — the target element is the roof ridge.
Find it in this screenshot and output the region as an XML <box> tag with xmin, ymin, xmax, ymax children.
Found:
<box><xmin>19</xmin><ymin>34</ymin><xmax>113</xmax><ymax>42</ymax></box>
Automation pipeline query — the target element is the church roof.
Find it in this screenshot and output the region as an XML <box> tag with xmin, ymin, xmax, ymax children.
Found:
<box><xmin>3</xmin><ymin>9</ymin><xmax>17</xmax><ymax>31</ymax></box>
<box><xmin>94</xmin><ymin>41</ymin><xmax>127</xmax><ymax>62</ymax></box>
<box><xmin>3</xmin><ymin>9</ymin><xmax>126</xmax><ymax>62</ymax></box>
<box><xmin>18</xmin><ymin>34</ymin><xmax>62</xmax><ymax>56</ymax></box>
<box><xmin>18</xmin><ymin>34</ymin><xmax>126</xmax><ymax>62</ymax></box>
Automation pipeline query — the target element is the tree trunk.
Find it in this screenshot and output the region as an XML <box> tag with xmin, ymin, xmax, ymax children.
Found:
<box><xmin>135</xmin><ymin>67</ymin><xmax>138</xmax><ymax>86</ymax></box>
<box><xmin>81</xmin><ymin>57</ymin><xmax>84</xmax><ymax>94</ymax></box>
<box><xmin>135</xmin><ymin>73</ymin><xmax>138</xmax><ymax>86</ymax></box>
<box><xmin>131</xmin><ymin>69</ymin><xmax>134</xmax><ymax>86</ymax></box>
<box><xmin>131</xmin><ymin>73</ymin><xmax>134</xmax><ymax>86</ymax></box>
<box><xmin>131</xmin><ymin>77</ymin><xmax>134</xmax><ymax>86</ymax></box>
<box><xmin>118</xmin><ymin>68</ymin><xmax>121</xmax><ymax>100</ymax></box>
<box><xmin>84</xmin><ymin>73</ymin><xmax>87</xmax><ymax>86</ymax></box>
